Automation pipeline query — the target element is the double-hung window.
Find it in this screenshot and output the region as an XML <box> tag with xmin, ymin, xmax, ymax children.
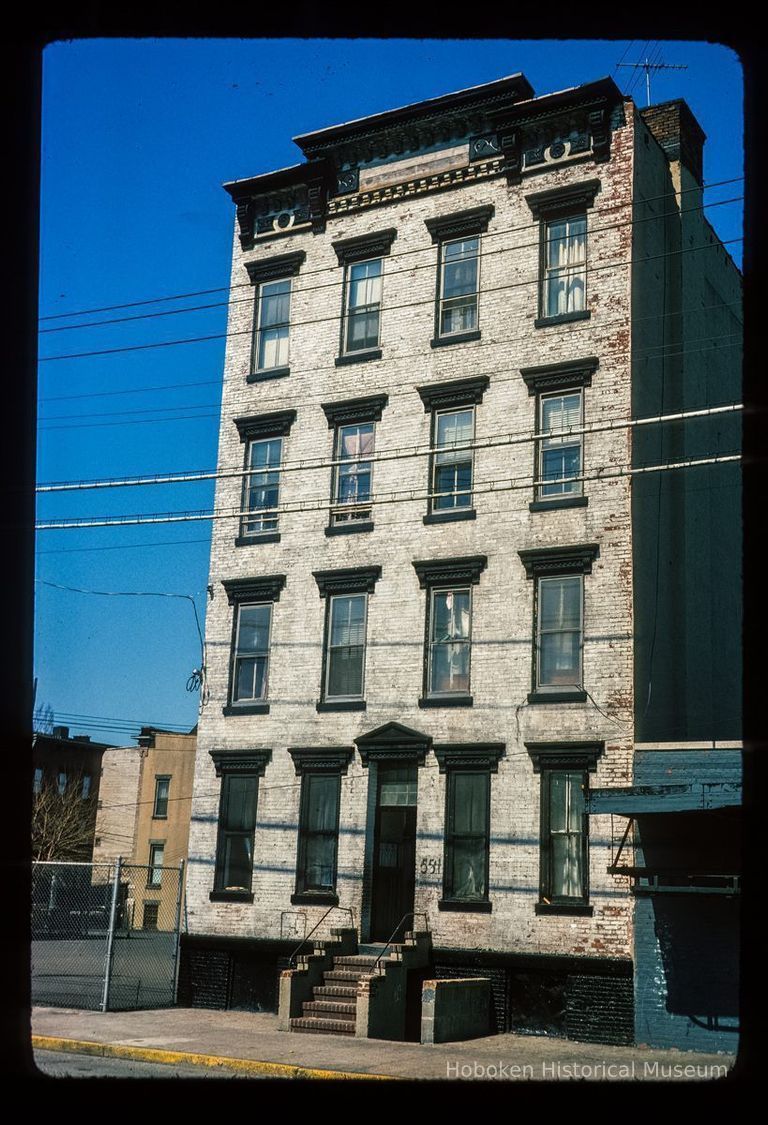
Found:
<box><xmin>425</xmin><ymin>206</ymin><xmax>493</xmax><ymax>347</ymax></box>
<box><xmin>234</xmin><ymin>411</ymin><xmax>296</xmax><ymax>544</ymax></box>
<box><xmin>518</xmin><ymin>545</ymin><xmax>599</xmax><ymax>703</ymax></box>
<box><xmin>526</xmin><ymin>742</ymin><xmax>603</xmax><ymax>916</ymax></box>
<box><xmin>344</xmin><ymin>259</ymin><xmax>382</xmax><ymax>353</ymax></box>
<box><xmin>245</xmin><ymin>251</ymin><xmax>305</xmax><ymax>382</ymax></box>
<box><xmin>521</xmin><ymin>358</ymin><xmax>597</xmax><ymax>510</ymax></box>
<box><xmin>209</xmin><ymin>749</ymin><xmax>271</xmax><ymax>902</ymax></box>
<box><xmin>153</xmin><ymin>776</ymin><xmax>170</xmax><ymax>818</ymax></box>
<box><xmin>222</xmin><ymin>576</ymin><xmax>286</xmax><ymax>715</ymax></box>
<box><xmin>332</xmin><ymin>230</ymin><xmax>396</xmax><ymax>365</ymax></box>
<box><xmin>313</xmin><ymin>566</ymin><xmax>381</xmax><ymax>711</ymax></box>
<box><xmin>435</xmin><ymin>743</ymin><xmax>504</xmax><ymax>913</ymax></box>
<box><xmin>525</xmin><ymin>181</ymin><xmax>599</xmax><ymax>327</ymax></box>
<box><xmin>148</xmin><ymin>842</ymin><xmax>164</xmax><ymax>888</ymax></box>
<box><xmin>289</xmin><ymin>747</ymin><xmax>354</xmax><ymax>906</ymax></box>
<box><xmin>321</xmin><ymin>394</ymin><xmax>388</xmax><ymax>534</ymax></box>
<box><xmin>413</xmin><ymin>555</ymin><xmax>487</xmax><ymax>707</ymax></box>
<box><xmin>417</xmin><ymin>376</ymin><xmax>489</xmax><ymax>524</ymax></box>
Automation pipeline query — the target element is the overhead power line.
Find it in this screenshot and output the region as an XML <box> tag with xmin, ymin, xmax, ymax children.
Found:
<box><xmin>38</xmin><ymin>234</ymin><xmax>744</xmax><ymax>364</ymax></box>
<box><xmin>38</xmin><ymin>174</ymin><xmax>743</xmax><ymax>326</ymax></box>
<box><xmin>36</xmin><ymin>402</ymin><xmax>743</xmax><ymax>494</ymax></box>
<box><xmin>36</xmin><ymin>293</ymin><xmax>743</xmax><ymax>408</ymax></box>
<box><xmin>35</xmin><ymin>451</ymin><xmax>741</xmax><ymax>531</ymax></box>
<box><xmin>37</xmin><ymin>192</ymin><xmax>742</xmax><ymax>337</ymax></box>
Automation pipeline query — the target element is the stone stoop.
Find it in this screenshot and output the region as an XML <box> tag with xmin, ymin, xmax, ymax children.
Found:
<box><xmin>290</xmin><ymin>954</ymin><xmax>380</xmax><ymax>1036</ymax></box>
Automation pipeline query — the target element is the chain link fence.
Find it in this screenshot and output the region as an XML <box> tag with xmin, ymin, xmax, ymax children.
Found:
<box><xmin>32</xmin><ymin>858</ymin><xmax>185</xmax><ymax>1011</ymax></box>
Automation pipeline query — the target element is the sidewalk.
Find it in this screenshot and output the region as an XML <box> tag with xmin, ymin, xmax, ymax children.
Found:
<box><xmin>31</xmin><ymin>1007</ymin><xmax>738</xmax><ymax>1081</ymax></box>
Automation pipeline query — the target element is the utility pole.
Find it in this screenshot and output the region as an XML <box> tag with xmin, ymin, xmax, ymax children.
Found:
<box><xmin>617</xmin><ymin>57</ymin><xmax>688</xmax><ymax>107</ymax></box>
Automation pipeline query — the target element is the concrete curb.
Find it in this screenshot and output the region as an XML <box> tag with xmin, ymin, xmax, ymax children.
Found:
<box><xmin>32</xmin><ymin>1035</ymin><xmax>397</xmax><ymax>1081</ymax></box>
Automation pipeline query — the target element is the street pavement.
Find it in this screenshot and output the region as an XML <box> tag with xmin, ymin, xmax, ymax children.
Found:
<box><xmin>30</xmin><ymin>1007</ymin><xmax>739</xmax><ymax>1082</ymax></box>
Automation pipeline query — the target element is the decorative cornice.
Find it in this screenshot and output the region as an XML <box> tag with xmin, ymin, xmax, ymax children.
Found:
<box><xmin>313</xmin><ymin>566</ymin><xmax>382</xmax><ymax>598</ymax></box>
<box><xmin>321</xmin><ymin>394</ymin><xmax>388</xmax><ymax>428</ymax></box>
<box><xmin>424</xmin><ymin>204</ymin><xmax>494</xmax><ymax>244</ymax></box>
<box><xmin>326</xmin><ymin>158</ymin><xmax>505</xmax><ymax>219</ymax></box>
<box><xmin>355</xmin><ymin>721</ymin><xmax>432</xmax><ymax>766</ymax></box>
<box><xmin>433</xmin><ymin>743</ymin><xmax>506</xmax><ymax>773</ymax></box>
<box><xmin>234</xmin><ymin>410</ymin><xmax>297</xmax><ymax>442</ymax></box>
<box><xmin>332</xmin><ymin>228</ymin><xmax>397</xmax><ymax>264</ymax></box>
<box><xmin>209</xmin><ymin>748</ymin><xmax>272</xmax><ymax>778</ymax></box>
<box><xmin>287</xmin><ymin>746</ymin><xmax>355</xmax><ymax>776</ymax></box>
<box><xmin>245</xmin><ymin>251</ymin><xmax>306</xmax><ymax>285</ymax></box>
<box><xmin>222</xmin><ymin>575</ymin><xmax>286</xmax><ymax>604</ymax></box>
<box><xmin>520</xmin><ymin>357</ymin><xmax>599</xmax><ymax>395</ymax></box>
<box><xmin>416</xmin><ymin>376</ymin><xmax>489</xmax><ymax>412</ymax></box>
<box><xmin>525</xmin><ymin>179</ymin><xmax>601</xmax><ymax>220</ymax></box>
<box><xmin>525</xmin><ymin>741</ymin><xmax>604</xmax><ymax>773</ymax></box>
<box><xmin>518</xmin><ymin>544</ymin><xmax>599</xmax><ymax>579</ymax></box>
<box><xmin>412</xmin><ymin>556</ymin><xmax>487</xmax><ymax>589</ymax></box>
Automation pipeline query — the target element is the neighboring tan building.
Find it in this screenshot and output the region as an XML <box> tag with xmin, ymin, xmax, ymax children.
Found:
<box><xmin>180</xmin><ymin>74</ymin><xmax>741</xmax><ymax>1050</ymax></box>
<box><xmin>93</xmin><ymin>726</ymin><xmax>196</xmax><ymax>931</ymax></box>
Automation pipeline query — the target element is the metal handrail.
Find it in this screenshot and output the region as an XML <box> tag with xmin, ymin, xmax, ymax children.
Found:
<box><xmin>287</xmin><ymin>905</ymin><xmax>354</xmax><ymax>967</ymax></box>
<box><xmin>373</xmin><ymin>912</ymin><xmax>430</xmax><ymax>972</ymax></box>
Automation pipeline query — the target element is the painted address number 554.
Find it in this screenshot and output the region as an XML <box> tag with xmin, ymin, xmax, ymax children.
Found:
<box><xmin>419</xmin><ymin>857</ymin><xmax>442</xmax><ymax>875</ymax></box>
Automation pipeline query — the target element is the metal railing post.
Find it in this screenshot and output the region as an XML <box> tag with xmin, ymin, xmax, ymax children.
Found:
<box><xmin>171</xmin><ymin>860</ymin><xmax>185</xmax><ymax>1004</ymax></box>
<box><xmin>101</xmin><ymin>856</ymin><xmax>122</xmax><ymax>1012</ymax></box>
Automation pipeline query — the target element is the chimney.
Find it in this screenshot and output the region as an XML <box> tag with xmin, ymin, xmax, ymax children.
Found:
<box><xmin>52</xmin><ymin>725</ymin><xmax>69</xmax><ymax>739</ymax></box>
<box><xmin>640</xmin><ymin>100</ymin><xmax>705</xmax><ymax>185</ymax></box>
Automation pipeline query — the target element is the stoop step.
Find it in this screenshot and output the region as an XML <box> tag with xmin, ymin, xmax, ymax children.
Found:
<box><xmin>290</xmin><ymin>1016</ymin><xmax>356</xmax><ymax>1036</ymax></box>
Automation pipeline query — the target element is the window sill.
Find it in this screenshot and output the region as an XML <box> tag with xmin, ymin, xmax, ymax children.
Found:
<box><xmin>423</xmin><ymin>508</ymin><xmax>476</xmax><ymax>525</ymax></box>
<box><xmin>325</xmin><ymin>521</ymin><xmax>374</xmax><ymax>537</ymax></box>
<box><xmin>222</xmin><ymin>703</ymin><xmax>270</xmax><ymax>716</ymax></box>
<box><xmin>430</xmin><ymin>330</ymin><xmax>481</xmax><ymax>349</ymax></box>
<box><xmin>527</xmin><ymin>690</ymin><xmax>587</xmax><ymax>704</ymax></box>
<box><xmin>534</xmin><ymin>310</ymin><xmax>591</xmax><ymax>329</ymax></box>
<box><xmin>247</xmin><ymin>366</ymin><xmax>290</xmax><ymax>383</ymax></box>
<box><xmin>316</xmin><ymin>700</ymin><xmax>367</xmax><ymax>713</ymax></box>
<box><xmin>210</xmin><ymin>890</ymin><xmax>255</xmax><ymax>904</ymax></box>
<box><xmin>419</xmin><ymin>695</ymin><xmax>473</xmax><ymax>709</ymax></box>
<box><xmin>529</xmin><ymin>496</ymin><xmax>588</xmax><ymax>512</ymax></box>
<box><xmin>291</xmin><ymin>892</ymin><xmax>339</xmax><ymax>907</ymax></box>
<box><xmin>334</xmin><ymin>349</ymin><xmax>382</xmax><ymax>366</ymax></box>
<box><xmin>146</xmin><ymin>882</ymin><xmax>163</xmax><ymax>891</ymax></box>
<box><xmin>151</xmin><ymin>815</ymin><xmax>168</xmax><ymax>821</ymax></box>
<box><xmin>438</xmin><ymin>899</ymin><xmax>492</xmax><ymax>914</ymax></box>
<box><xmin>535</xmin><ymin>902</ymin><xmax>593</xmax><ymax>917</ymax></box>
<box><xmin>235</xmin><ymin>532</ymin><xmax>281</xmax><ymax>546</ymax></box>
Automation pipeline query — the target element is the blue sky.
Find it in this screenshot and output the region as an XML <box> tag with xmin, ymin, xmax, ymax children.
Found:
<box><xmin>34</xmin><ymin>38</ymin><xmax>744</xmax><ymax>744</ymax></box>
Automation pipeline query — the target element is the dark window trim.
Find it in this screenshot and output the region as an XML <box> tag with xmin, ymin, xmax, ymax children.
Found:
<box><xmin>524</xmin><ymin>180</ymin><xmax>601</xmax><ymax>221</ymax></box>
<box><xmin>321</xmin><ymin>395</ymin><xmax>389</xmax><ymax>428</ymax></box>
<box><xmin>526</xmin><ymin>745</ymin><xmax>602</xmax><ymax>914</ymax></box>
<box><xmin>209</xmin><ymin>750</ymin><xmax>272</xmax><ymax>778</ymax></box>
<box><xmin>440</xmin><ymin>759</ymin><xmax>496</xmax><ymax>908</ymax></box>
<box><xmin>529</xmin><ymin>497</ymin><xmax>588</xmax><ymax>513</ymax></box>
<box><xmin>235</xmin><ymin>532</ymin><xmax>281</xmax><ymax>547</ymax></box>
<box><xmin>313</xmin><ymin>566</ymin><xmax>381</xmax><ymax>597</ymax></box>
<box><xmin>315</xmin><ymin>586</ymin><xmax>371</xmax><ymax>708</ymax></box>
<box><xmin>153</xmin><ymin>775</ymin><xmax>171</xmax><ymax>820</ymax></box>
<box><xmin>234</xmin><ymin>410</ymin><xmax>297</xmax><ymax>442</ymax></box>
<box><xmin>531</xmin><ymin>385</ymin><xmax>585</xmax><ymax>507</ymax></box>
<box><xmin>424</xmin><ymin>509</ymin><xmax>476</xmax><ymax>526</ymax></box>
<box><xmin>413</xmin><ymin>555</ymin><xmax>487</xmax><ymax>588</ymax></box>
<box><xmin>316</xmin><ymin>700</ymin><xmax>367</xmax><ymax>713</ymax></box>
<box><xmin>222</xmin><ymin>575</ymin><xmax>287</xmax><ymax>604</ymax></box>
<box><xmin>244</xmin><ymin>251</ymin><xmax>306</xmax><ymax>284</ymax></box>
<box><xmin>287</xmin><ymin>747</ymin><xmax>355</xmax><ymax>776</ymax></box>
<box><xmin>430</xmin><ymin>329</ymin><xmax>481</xmax><ymax>349</ymax></box>
<box><xmin>332</xmin><ymin>228</ymin><xmax>397</xmax><ymax>265</ymax></box>
<box><xmin>534</xmin><ymin>310</ymin><xmax>591</xmax><ymax>329</ymax></box>
<box><xmin>291</xmin><ymin>892</ymin><xmax>339</xmax><ymax>907</ymax></box>
<box><xmin>518</xmin><ymin>544</ymin><xmax>599</xmax><ymax>578</ymax></box>
<box><xmin>147</xmin><ymin>841</ymin><xmax>165</xmax><ymax>888</ymax></box>
<box><xmin>520</xmin><ymin>358</ymin><xmax>598</xmax><ymax>396</ymax></box>
<box><xmin>325</xmin><ymin>521</ymin><xmax>374</xmax><ymax>537</ymax></box>
<box><xmin>210</xmin><ymin>755</ymin><xmax>268</xmax><ymax>897</ymax></box>
<box><xmin>222</xmin><ymin>702</ymin><xmax>271</xmax><ymax>716</ymax></box>
<box><xmin>419</xmin><ymin>695</ymin><xmax>474</xmax><ymax>709</ymax></box>
<box><xmin>425</xmin><ymin>402</ymin><xmax>476</xmax><ymax>519</ymax></box>
<box><xmin>246</xmin><ymin>366</ymin><xmax>291</xmax><ymax>384</ymax></box>
<box><xmin>210</xmin><ymin>890</ymin><xmax>255</xmax><ymax>904</ymax></box>
<box><xmin>335</xmin><ymin>348</ymin><xmax>383</xmax><ymax>367</ymax></box>
<box><xmin>424</xmin><ymin>205</ymin><xmax>495</xmax><ymax>243</ymax></box>
<box><xmin>292</xmin><ymin>767</ymin><xmax>345</xmax><ymax>899</ymax></box>
<box><xmin>416</xmin><ymin>376</ymin><xmax>489</xmax><ymax>413</ymax></box>
<box><xmin>527</xmin><ymin>689</ymin><xmax>588</xmax><ymax>705</ymax></box>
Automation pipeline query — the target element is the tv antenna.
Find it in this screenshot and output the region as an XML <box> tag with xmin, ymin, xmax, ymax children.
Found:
<box><xmin>616</xmin><ymin>55</ymin><xmax>688</xmax><ymax>107</ymax></box>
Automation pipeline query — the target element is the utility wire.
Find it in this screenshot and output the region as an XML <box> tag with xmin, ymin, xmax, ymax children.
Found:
<box><xmin>37</xmin><ymin>174</ymin><xmax>743</xmax><ymax>326</ymax></box>
<box><xmin>36</xmin><ymin>293</ymin><xmax>744</xmax><ymax>408</ymax></box>
<box><xmin>38</xmin><ymin>234</ymin><xmax>744</xmax><ymax>364</ymax></box>
<box><xmin>35</xmin><ymin>451</ymin><xmax>741</xmax><ymax>530</ymax></box>
<box><xmin>36</xmin><ymin>402</ymin><xmax>743</xmax><ymax>494</ymax></box>
<box><xmin>37</xmin><ymin>192</ymin><xmax>743</xmax><ymax>337</ymax></box>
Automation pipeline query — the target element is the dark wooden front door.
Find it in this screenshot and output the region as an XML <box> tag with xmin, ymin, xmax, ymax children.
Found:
<box><xmin>370</xmin><ymin>766</ymin><xmax>417</xmax><ymax>942</ymax></box>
